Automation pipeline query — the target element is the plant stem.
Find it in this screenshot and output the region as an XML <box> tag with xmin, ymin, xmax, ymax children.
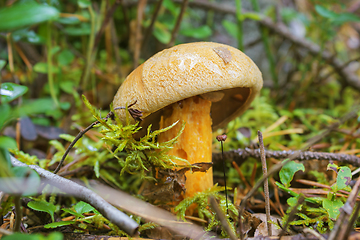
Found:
<box><xmin>235</xmin><ymin>0</ymin><xmax>243</xmax><ymax>51</ymax></box>
<box><xmin>250</xmin><ymin>0</ymin><xmax>278</xmax><ymax>88</ymax></box>
<box><xmin>168</xmin><ymin>0</ymin><xmax>189</xmax><ymax>47</ymax></box>
<box><xmin>142</xmin><ymin>0</ymin><xmax>163</xmax><ymax>51</ymax></box>
<box><xmin>46</xmin><ymin>17</ymin><xmax>59</xmax><ymax>107</ymax></box>
<box><xmin>13</xmin><ymin>195</ymin><xmax>21</xmax><ymax>232</ymax></box>
<box><xmin>220</xmin><ymin>141</ymin><xmax>229</xmax><ymax>214</ymax></box>
<box><xmin>81</xmin><ymin>4</ymin><xmax>96</xmax><ymax>90</ymax></box>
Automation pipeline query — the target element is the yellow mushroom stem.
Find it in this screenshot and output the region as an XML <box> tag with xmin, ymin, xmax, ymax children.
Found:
<box><xmin>158</xmin><ymin>96</ymin><xmax>213</xmax><ymax>199</ymax></box>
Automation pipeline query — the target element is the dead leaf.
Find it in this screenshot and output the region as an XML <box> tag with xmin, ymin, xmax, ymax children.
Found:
<box><xmin>213</xmin><ymin>47</ymin><xmax>232</xmax><ymax>64</ymax></box>
<box><xmin>252</xmin><ymin>213</ymin><xmax>282</xmax><ymax>237</ymax></box>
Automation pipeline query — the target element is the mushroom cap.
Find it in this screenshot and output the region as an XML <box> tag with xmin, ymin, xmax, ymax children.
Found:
<box><xmin>113</xmin><ymin>42</ymin><xmax>263</xmax><ymax>131</ymax></box>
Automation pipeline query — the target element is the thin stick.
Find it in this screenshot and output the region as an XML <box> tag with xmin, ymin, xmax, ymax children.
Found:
<box><xmin>235</xmin><ymin>0</ymin><xmax>243</xmax><ymax>51</ymax></box>
<box><xmin>11</xmin><ymin>156</ymin><xmax>139</xmax><ymax>236</ymax></box>
<box><xmin>53</xmin><ymin>121</ymin><xmax>99</xmax><ymax>174</ymax></box>
<box><xmin>221</xmin><ymin>141</ymin><xmax>229</xmax><ymax>215</ymax></box>
<box><xmin>250</xmin><ymin>0</ymin><xmax>278</xmax><ymax>89</ymax></box>
<box><xmin>343</xmin><ymin>200</ymin><xmax>360</xmax><ymax>239</ymax></box>
<box><xmin>93</xmin><ymin>0</ymin><xmax>122</xmax><ymax>52</ymax></box>
<box><xmin>81</xmin><ymin>4</ymin><xmax>96</xmax><ymax>90</ymax></box>
<box><xmin>209</xmin><ymin>196</ymin><xmax>237</xmax><ymax>240</ymax></box>
<box><xmin>258</xmin><ymin>130</ymin><xmax>272</xmax><ymax>236</ymax></box>
<box><xmin>142</xmin><ymin>0</ymin><xmax>164</xmax><ymax>50</ymax></box>
<box><xmin>133</xmin><ymin>0</ymin><xmax>148</xmax><ymax>69</ymax></box>
<box><xmin>168</xmin><ymin>0</ymin><xmax>189</xmax><ymax>47</ymax></box>
<box><xmin>213</xmin><ymin>147</ymin><xmax>360</xmax><ymax>167</ymax></box>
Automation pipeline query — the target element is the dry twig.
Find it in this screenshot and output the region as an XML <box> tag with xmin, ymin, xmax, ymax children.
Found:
<box><xmin>213</xmin><ymin>148</ymin><xmax>360</xmax><ymax>167</ymax></box>
<box><xmin>142</xmin><ymin>0</ymin><xmax>164</xmax><ymax>50</ymax></box>
<box><xmin>133</xmin><ymin>0</ymin><xmax>148</xmax><ymax>68</ymax></box>
<box><xmin>168</xmin><ymin>0</ymin><xmax>189</xmax><ymax>47</ymax></box>
<box><xmin>258</xmin><ymin>131</ymin><xmax>272</xmax><ymax>236</ymax></box>
<box><xmin>10</xmin><ymin>156</ymin><xmax>139</xmax><ymax>236</ymax></box>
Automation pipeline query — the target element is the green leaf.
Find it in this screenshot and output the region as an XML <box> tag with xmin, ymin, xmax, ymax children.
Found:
<box><xmin>327</xmin><ymin>163</ymin><xmax>338</xmax><ymax>172</ymax></box>
<box><xmin>279</xmin><ymin>161</ymin><xmax>305</xmax><ymax>187</ymax></box>
<box><xmin>60</xmin><ymin>101</ymin><xmax>71</xmax><ymax>110</ymax></box>
<box><xmin>0</xmin><ymin>2</ymin><xmax>60</xmax><ymax>32</ymax></box>
<box><xmin>12</xmin><ymin>29</ymin><xmax>44</xmax><ymax>44</ymax></box>
<box><xmin>57</xmin><ymin>49</ymin><xmax>75</xmax><ymax>66</ymax></box>
<box><xmin>63</xmin><ymin>24</ymin><xmax>91</xmax><ymax>36</ymax></box>
<box><xmin>51</xmin><ymin>46</ymin><xmax>61</xmax><ymax>55</ymax></box>
<box><xmin>323</xmin><ymin>198</ymin><xmax>343</xmax><ymax>219</ymax></box>
<box><xmin>28</xmin><ymin>200</ymin><xmax>56</xmax><ymax>222</ymax></box>
<box><xmin>287</xmin><ymin>197</ymin><xmax>298</xmax><ymax>207</ymax></box>
<box><xmin>94</xmin><ymin>160</ymin><xmax>100</xmax><ymax>178</ymax></box>
<box><xmin>62</xmin><ymin>208</ymin><xmax>83</xmax><ymax>218</ymax></box>
<box><xmin>60</xmin><ymin>81</ymin><xmax>76</xmax><ymax>94</ymax></box>
<box><xmin>180</xmin><ymin>25</ymin><xmax>212</xmax><ymax>39</ymax></box>
<box><xmin>315</xmin><ymin>5</ymin><xmax>360</xmax><ymax>25</ymax></box>
<box><xmin>332</xmin><ymin>166</ymin><xmax>352</xmax><ymax>192</ymax></box>
<box><xmin>0</xmin><ymin>136</ymin><xmax>17</xmax><ymax>150</ymax></box>
<box><xmin>333</xmin><ymin>13</ymin><xmax>360</xmax><ymax>25</ymax></box>
<box><xmin>57</xmin><ymin>17</ymin><xmax>81</xmax><ymax>25</ymax></box>
<box><xmin>0</xmin><ymin>83</ymin><xmax>28</xmax><ymax>103</ymax></box>
<box><xmin>222</xmin><ymin>20</ymin><xmax>237</xmax><ymax>39</ymax></box>
<box><xmin>0</xmin><ymin>59</ymin><xmax>6</xmax><ymax>70</ymax></box>
<box><xmin>13</xmin><ymin>98</ymin><xmax>58</xmax><ymax>118</ymax></box>
<box><xmin>315</xmin><ymin>5</ymin><xmax>338</xmax><ymax>19</ymax></box>
<box><xmin>78</xmin><ymin>0</ymin><xmax>91</xmax><ymax>8</ymax></box>
<box><xmin>0</xmin><ymin>104</ymin><xmax>11</xmax><ymax>130</ymax></box>
<box><xmin>241</xmin><ymin>12</ymin><xmax>262</xmax><ymax>21</ymax></box>
<box><xmin>44</xmin><ymin>221</ymin><xmax>76</xmax><ymax>228</ymax></box>
<box><xmin>163</xmin><ymin>0</ymin><xmax>178</xmax><ymax>16</ymax></box>
<box><xmin>153</xmin><ymin>22</ymin><xmax>171</xmax><ymax>44</ymax></box>
<box><xmin>74</xmin><ymin>201</ymin><xmax>95</xmax><ymax>215</ymax></box>
<box><xmin>33</xmin><ymin>62</ymin><xmax>60</xmax><ymax>74</ymax></box>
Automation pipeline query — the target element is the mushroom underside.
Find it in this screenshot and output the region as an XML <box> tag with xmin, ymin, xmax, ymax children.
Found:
<box><xmin>136</xmin><ymin>87</ymin><xmax>251</xmax><ymax>137</ymax></box>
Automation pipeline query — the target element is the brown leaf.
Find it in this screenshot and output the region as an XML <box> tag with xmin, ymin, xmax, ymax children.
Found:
<box><xmin>213</xmin><ymin>47</ymin><xmax>232</xmax><ymax>64</ymax></box>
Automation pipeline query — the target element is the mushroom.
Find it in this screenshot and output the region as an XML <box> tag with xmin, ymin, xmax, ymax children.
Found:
<box><xmin>113</xmin><ymin>42</ymin><xmax>263</xmax><ymax>201</ymax></box>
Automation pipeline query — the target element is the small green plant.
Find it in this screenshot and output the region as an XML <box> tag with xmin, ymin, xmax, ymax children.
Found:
<box><xmin>1</xmin><ymin>232</ymin><xmax>63</xmax><ymax>240</ymax></box>
<box><xmin>277</xmin><ymin>161</ymin><xmax>352</xmax><ymax>233</ymax></box>
<box><xmin>175</xmin><ymin>185</ymin><xmax>238</xmax><ymax>238</ymax></box>
<box><xmin>28</xmin><ymin>200</ymin><xmax>57</xmax><ymax>223</ymax></box>
<box><xmin>82</xmin><ymin>95</ymin><xmax>189</xmax><ymax>180</ymax></box>
<box><xmin>43</xmin><ymin>201</ymin><xmax>104</xmax><ymax>230</ymax></box>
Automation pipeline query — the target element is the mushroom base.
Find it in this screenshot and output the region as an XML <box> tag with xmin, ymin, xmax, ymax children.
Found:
<box><xmin>158</xmin><ymin>96</ymin><xmax>213</xmax><ymax>200</ymax></box>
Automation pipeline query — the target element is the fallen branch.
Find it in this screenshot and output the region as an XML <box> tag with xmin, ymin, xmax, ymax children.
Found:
<box><xmin>213</xmin><ymin>148</ymin><xmax>360</xmax><ymax>167</ymax></box>
<box><xmin>10</xmin><ymin>156</ymin><xmax>139</xmax><ymax>236</ymax></box>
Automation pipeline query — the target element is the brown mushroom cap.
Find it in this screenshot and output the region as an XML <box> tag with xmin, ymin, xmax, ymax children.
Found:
<box><xmin>113</xmin><ymin>42</ymin><xmax>263</xmax><ymax>130</ymax></box>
